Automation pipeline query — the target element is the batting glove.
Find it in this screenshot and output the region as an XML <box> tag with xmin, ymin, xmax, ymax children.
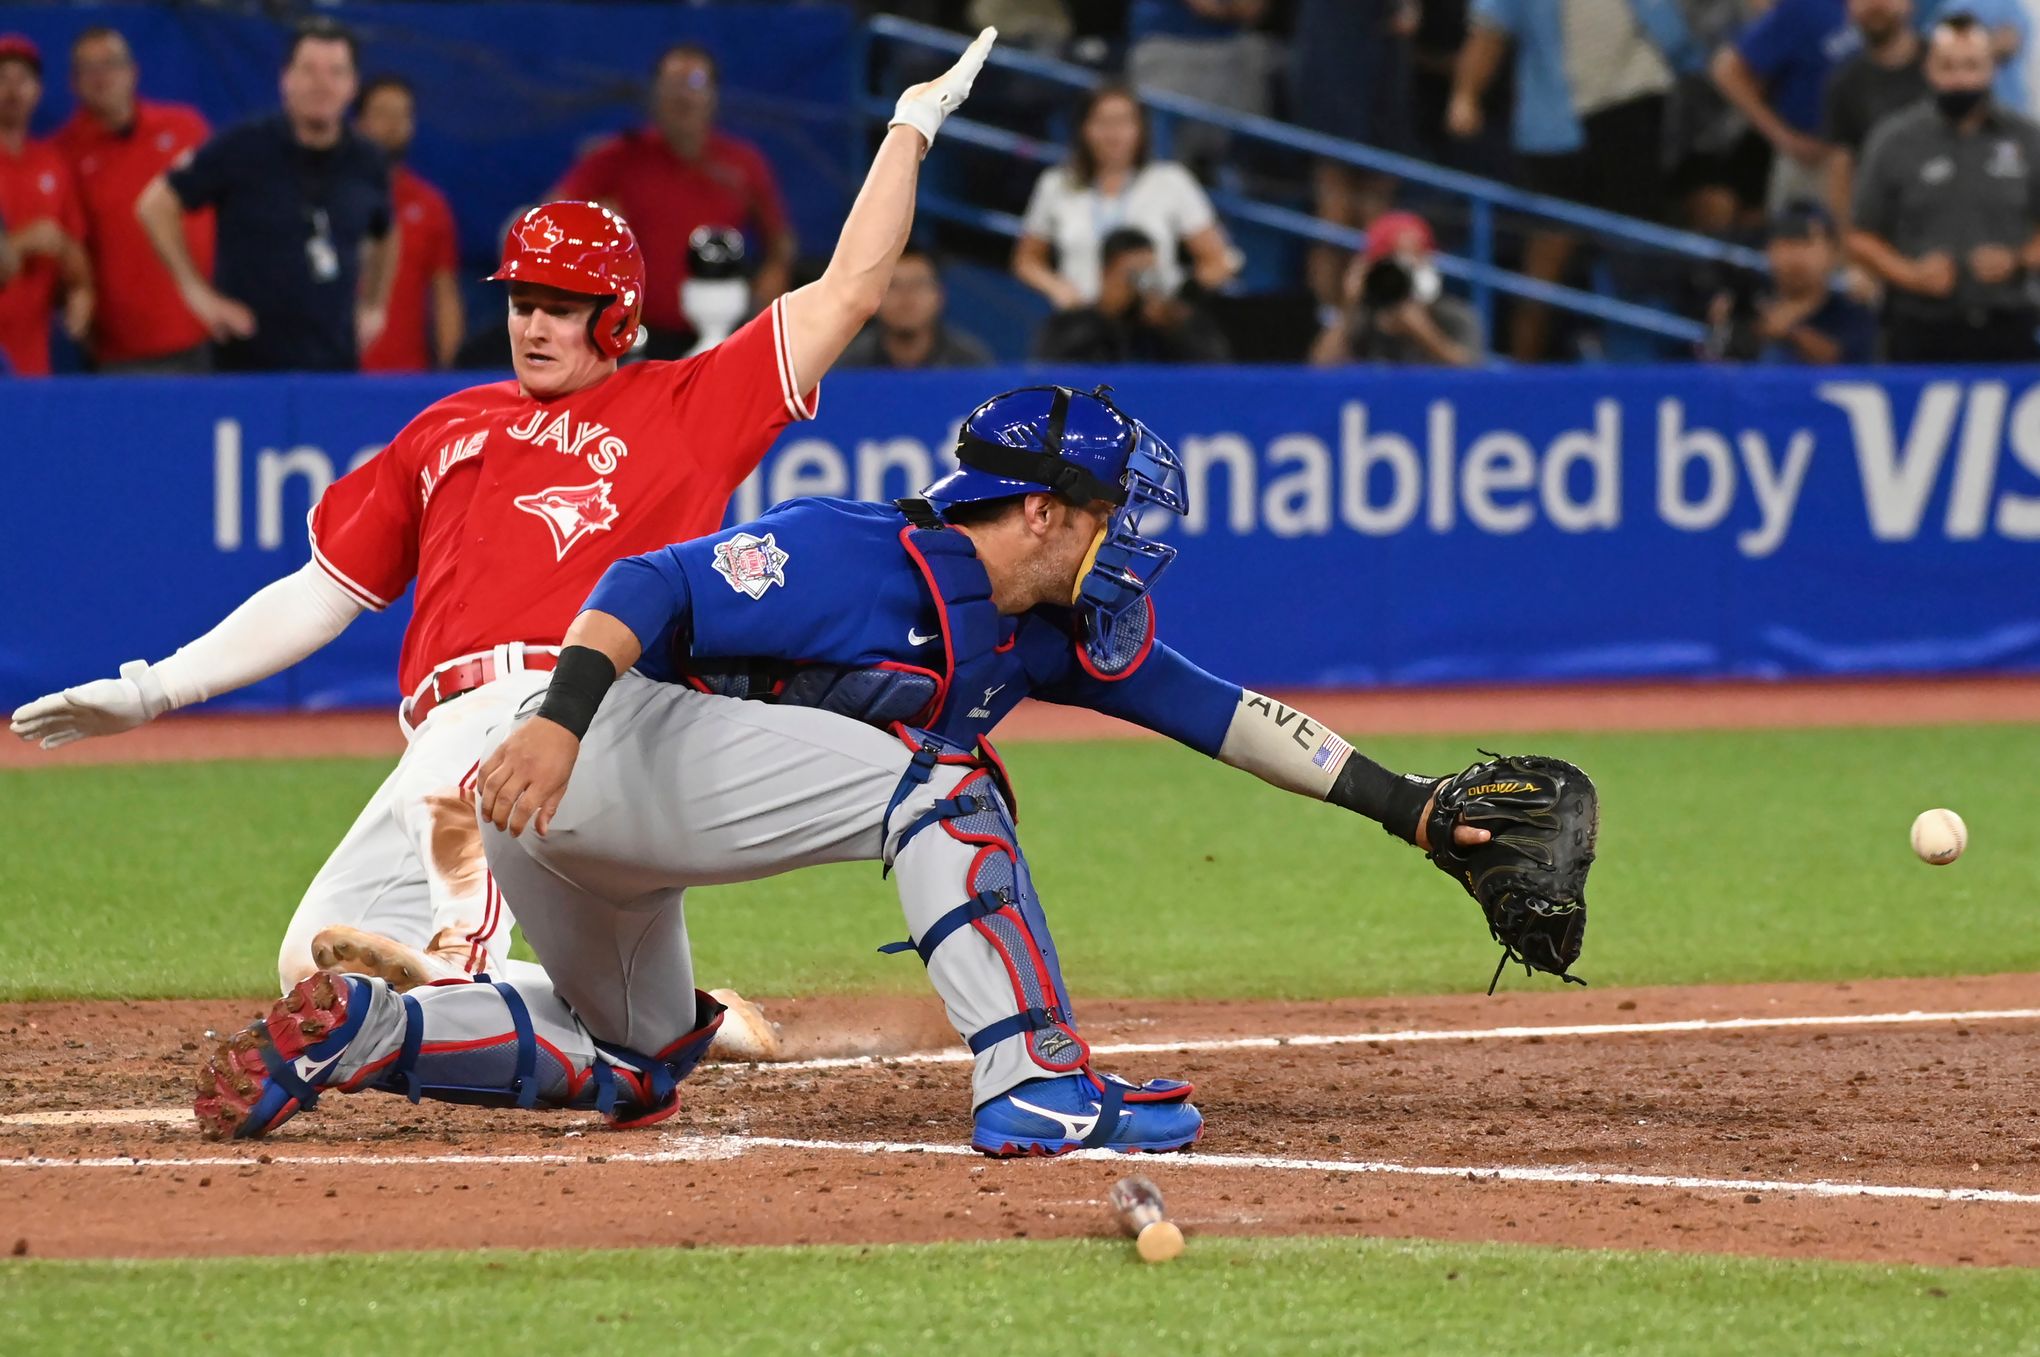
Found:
<box><xmin>10</xmin><ymin>659</ymin><xmax>173</xmax><ymax>750</ymax></box>
<box><xmin>889</xmin><ymin>26</ymin><xmax>998</xmax><ymax>156</ymax></box>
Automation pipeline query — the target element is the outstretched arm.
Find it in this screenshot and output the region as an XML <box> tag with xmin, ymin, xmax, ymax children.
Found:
<box><xmin>1042</xmin><ymin>645</ymin><xmax>1487</xmax><ymax>851</ymax></box>
<box><xmin>9</xmin><ymin>564</ymin><xmax>364</xmax><ymax>750</ymax></box>
<box><xmin>778</xmin><ymin>27</ymin><xmax>997</xmax><ymax>387</ymax></box>
<box><xmin>1216</xmin><ymin>690</ymin><xmax>1487</xmax><ymax>851</ymax></box>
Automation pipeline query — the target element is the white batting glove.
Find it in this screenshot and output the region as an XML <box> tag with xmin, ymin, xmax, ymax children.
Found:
<box><xmin>889</xmin><ymin>26</ymin><xmax>998</xmax><ymax>156</ymax></box>
<box><xmin>10</xmin><ymin>660</ymin><xmax>172</xmax><ymax>750</ymax></box>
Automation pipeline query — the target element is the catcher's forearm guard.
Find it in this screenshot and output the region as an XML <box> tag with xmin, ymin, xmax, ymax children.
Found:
<box><xmin>1424</xmin><ymin>753</ymin><xmax>1597</xmax><ymax>992</ymax></box>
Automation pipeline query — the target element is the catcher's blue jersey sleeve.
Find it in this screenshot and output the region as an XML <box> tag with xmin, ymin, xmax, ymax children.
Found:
<box><xmin>1033</xmin><ymin>639</ymin><xmax>1240</xmax><ymax>757</ymax></box>
<box><xmin>584</xmin><ymin>498</ymin><xmax>929</xmax><ymax>680</ymax></box>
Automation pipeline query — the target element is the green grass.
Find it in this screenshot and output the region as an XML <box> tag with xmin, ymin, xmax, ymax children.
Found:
<box><xmin>5</xmin><ymin>1235</ymin><xmax>2037</xmax><ymax>1356</ymax></box>
<box><xmin>2</xmin><ymin>726</ymin><xmax>2034</xmax><ymax>1002</ymax></box>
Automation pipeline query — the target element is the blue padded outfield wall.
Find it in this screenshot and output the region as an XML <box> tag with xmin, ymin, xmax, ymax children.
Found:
<box><xmin>4</xmin><ymin>366</ymin><xmax>2038</xmax><ymax>711</ymax></box>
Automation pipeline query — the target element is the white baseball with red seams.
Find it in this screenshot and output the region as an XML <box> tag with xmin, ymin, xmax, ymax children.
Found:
<box><xmin>1910</xmin><ymin>809</ymin><xmax>1967</xmax><ymax>866</ymax></box>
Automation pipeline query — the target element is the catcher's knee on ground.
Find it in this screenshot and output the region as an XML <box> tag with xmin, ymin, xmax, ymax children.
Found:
<box><xmin>193</xmin><ymin>972</ymin><xmax>726</xmax><ymax>1140</ymax></box>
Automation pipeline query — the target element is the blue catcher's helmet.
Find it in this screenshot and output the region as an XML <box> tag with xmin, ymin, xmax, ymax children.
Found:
<box><xmin>920</xmin><ymin>385</ymin><xmax>1187</xmax><ymax>674</ymax></box>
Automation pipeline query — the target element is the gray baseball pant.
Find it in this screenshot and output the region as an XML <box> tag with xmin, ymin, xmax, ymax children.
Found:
<box><xmin>317</xmin><ymin>676</ymin><xmax>1055</xmax><ymax>1110</ymax></box>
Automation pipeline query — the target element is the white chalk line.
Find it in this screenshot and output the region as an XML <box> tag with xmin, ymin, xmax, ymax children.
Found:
<box><xmin>749</xmin><ymin>1006</ymin><xmax>2040</xmax><ymax>1073</ymax></box>
<box><xmin>4</xmin><ymin>1005</ymin><xmax>2032</xmax><ymax>1129</ymax></box>
<box><xmin>1</xmin><ymin>1131</ymin><xmax>2036</xmax><ymax>1207</ymax></box>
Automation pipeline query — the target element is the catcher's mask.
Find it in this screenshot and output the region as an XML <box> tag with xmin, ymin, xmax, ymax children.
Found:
<box><xmin>920</xmin><ymin>385</ymin><xmax>1186</xmax><ymax>668</ymax></box>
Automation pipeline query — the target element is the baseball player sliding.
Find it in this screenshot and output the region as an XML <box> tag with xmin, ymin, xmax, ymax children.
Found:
<box><xmin>191</xmin><ymin>383</ymin><xmax>1599</xmax><ymax>1155</ymax></box>
<box><xmin>11</xmin><ymin>31</ymin><xmax>1006</xmax><ymax>1046</ymax></box>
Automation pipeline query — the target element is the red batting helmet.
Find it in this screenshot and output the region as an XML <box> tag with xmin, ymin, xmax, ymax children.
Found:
<box><xmin>489</xmin><ymin>201</ymin><xmax>646</xmax><ymax>358</ymax></box>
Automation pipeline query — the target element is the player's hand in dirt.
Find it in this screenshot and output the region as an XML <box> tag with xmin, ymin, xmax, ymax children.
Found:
<box><xmin>10</xmin><ymin>660</ymin><xmax>171</xmax><ymax>750</ymax></box>
<box><xmin>180</xmin><ymin>279</ymin><xmax>256</xmax><ymax>342</ymax></box>
<box><xmin>1414</xmin><ymin>786</ymin><xmax>1493</xmax><ymax>854</ymax></box>
<box><xmin>477</xmin><ymin>717</ymin><xmax>582</xmax><ymax>838</ymax></box>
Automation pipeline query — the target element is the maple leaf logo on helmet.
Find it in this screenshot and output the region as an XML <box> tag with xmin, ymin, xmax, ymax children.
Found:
<box><xmin>514</xmin><ymin>213</ymin><xmax>566</xmax><ymax>255</ymax></box>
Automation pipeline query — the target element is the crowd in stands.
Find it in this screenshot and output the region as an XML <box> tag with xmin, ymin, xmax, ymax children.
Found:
<box><xmin>0</xmin><ymin>1</ymin><xmax>2036</xmax><ymax>376</ymax></box>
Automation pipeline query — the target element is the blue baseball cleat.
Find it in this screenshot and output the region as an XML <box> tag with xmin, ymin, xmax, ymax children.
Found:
<box><xmin>972</xmin><ymin>1070</ymin><xmax>1202</xmax><ymax>1157</ymax></box>
<box><xmin>193</xmin><ymin>971</ymin><xmax>368</xmax><ymax>1140</ymax></box>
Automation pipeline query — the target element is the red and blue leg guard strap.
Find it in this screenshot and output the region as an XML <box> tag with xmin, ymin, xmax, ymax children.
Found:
<box><xmin>887</xmin><ymin>770</ymin><xmax>1089</xmax><ymax>1075</ymax></box>
<box><xmin>365</xmin><ymin>980</ymin><xmax>542</xmax><ymax>1111</ymax></box>
<box><xmin>588</xmin><ymin>992</ymin><xmax>725</xmax><ymax>1128</ymax></box>
<box><xmin>254</xmin><ymin>1037</ymin><xmax>324</xmax><ymax>1114</ymax></box>
<box><xmin>390</xmin><ymin>993</ymin><xmax>426</xmax><ymax>1104</ymax></box>
<box><xmin>1075</xmin><ymin>1071</ymin><xmax>1196</xmax><ymax>1148</ymax></box>
<box><xmin>496</xmin><ymin>980</ymin><xmax>541</xmax><ymax>1111</ymax></box>
<box><xmin>877</xmin><ymin>887</ymin><xmax>1005</xmax><ymax>960</ymax></box>
<box><xmin>880</xmin><ymin>739</ymin><xmax>945</xmax><ymax>858</ymax></box>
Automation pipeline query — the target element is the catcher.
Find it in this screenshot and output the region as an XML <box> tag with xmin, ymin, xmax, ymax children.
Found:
<box><xmin>195</xmin><ymin>384</ymin><xmax>1596</xmax><ymax>1154</ymax></box>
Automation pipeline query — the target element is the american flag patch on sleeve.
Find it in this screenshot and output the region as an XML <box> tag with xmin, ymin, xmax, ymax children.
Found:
<box><xmin>1312</xmin><ymin>732</ymin><xmax>1352</xmax><ymax>771</ymax></box>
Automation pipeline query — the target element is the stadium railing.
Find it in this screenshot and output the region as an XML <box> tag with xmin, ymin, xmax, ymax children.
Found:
<box><xmin>861</xmin><ymin>15</ymin><xmax>1774</xmax><ymax>348</ymax></box>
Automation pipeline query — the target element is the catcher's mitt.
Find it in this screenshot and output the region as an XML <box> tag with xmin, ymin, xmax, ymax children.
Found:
<box><xmin>1424</xmin><ymin>753</ymin><xmax>1597</xmax><ymax>992</ymax></box>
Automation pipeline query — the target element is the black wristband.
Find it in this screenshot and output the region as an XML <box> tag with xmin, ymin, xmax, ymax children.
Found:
<box><xmin>534</xmin><ymin>645</ymin><xmax>618</xmax><ymax>740</ymax></box>
<box><xmin>1327</xmin><ymin>753</ymin><xmax>1436</xmax><ymax>846</ymax></box>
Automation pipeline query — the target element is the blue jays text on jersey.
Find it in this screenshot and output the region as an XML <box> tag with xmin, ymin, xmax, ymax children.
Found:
<box><xmin>582</xmin><ymin>497</ymin><xmax>1240</xmax><ymax>753</ymax></box>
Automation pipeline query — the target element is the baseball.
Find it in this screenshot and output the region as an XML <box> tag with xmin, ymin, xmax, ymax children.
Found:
<box><xmin>1136</xmin><ymin>1219</ymin><xmax>1185</xmax><ymax>1264</ymax></box>
<box><xmin>1910</xmin><ymin>809</ymin><xmax>1967</xmax><ymax>865</ymax></box>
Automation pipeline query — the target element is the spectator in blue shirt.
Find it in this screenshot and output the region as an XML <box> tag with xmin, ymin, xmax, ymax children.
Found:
<box><xmin>1448</xmin><ymin>0</ymin><xmax>1698</xmax><ymax>359</ymax></box>
<box><xmin>1711</xmin><ymin>0</ymin><xmax>1859</xmax><ymax>210</ymax></box>
<box><xmin>1706</xmin><ymin>200</ymin><xmax>1878</xmax><ymax>362</ymax></box>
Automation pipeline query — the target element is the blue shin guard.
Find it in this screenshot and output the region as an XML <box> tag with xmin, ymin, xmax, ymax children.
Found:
<box><xmin>885</xmin><ymin>756</ymin><xmax>1088</xmax><ymax>1076</ymax></box>
<box><xmin>347</xmin><ymin>981</ymin><xmax>727</xmax><ymax>1128</ymax></box>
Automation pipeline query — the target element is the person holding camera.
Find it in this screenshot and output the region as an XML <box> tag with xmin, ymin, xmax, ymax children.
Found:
<box><xmin>1032</xmin><ymin>226</ymin><xmax>1230</xmax><ymax>363</ymax></box>
<box><xmin>1309</xmin><ymin>211</ymin><xmax>1484</xmax><ymax>367</ymax></box>
<box><xmin>1705</xmin><ymin>201</ymin><xmax>1877</xmax><ymax>363</ymax></box>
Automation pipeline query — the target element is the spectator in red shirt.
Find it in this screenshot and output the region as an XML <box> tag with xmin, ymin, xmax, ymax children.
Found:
<box><xmin>354</xmin><ymin>75</ymin><xmax>462</xmax><ymax>371</ymax></box>
<box><xmin>553</xmin><ymin>43</ymin><xmax>794</xmax><ymax>354</ymax></box>
<box><xmin>53</xmin><ymin>26</ymin><xmax>213</xmax><ymax>373</ymax></box>
<box><xmin>0</xmin><ymin>34</ymin><xmax>92</xmax><ymax>377</ymax></box>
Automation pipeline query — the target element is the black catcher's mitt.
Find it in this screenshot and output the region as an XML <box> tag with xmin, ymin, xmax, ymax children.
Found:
<box><xmin>1424</xmin><ymin>753</ymin><xmax>1597</xmax><ymax>991</ymax></box>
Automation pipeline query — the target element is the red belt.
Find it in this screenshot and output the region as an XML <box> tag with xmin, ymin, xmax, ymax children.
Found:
<box><xmin>403</xmin><ymin>650</ymin><xmax>560</xmax><ymax>732</ymax></box>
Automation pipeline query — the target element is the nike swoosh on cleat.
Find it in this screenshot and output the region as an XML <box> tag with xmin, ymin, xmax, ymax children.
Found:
<box><xmin>1004</xmin><ymin>1094</ymin><xmax>1132</xmax><ymax>1142</ymax></box>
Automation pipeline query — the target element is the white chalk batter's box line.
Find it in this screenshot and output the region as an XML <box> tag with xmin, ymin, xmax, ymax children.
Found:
<box><xmin>1</xmin><ymin>1132</ymin><xmax>2037</xmax><ymax>1208</ymax></box>
<box><xmin>753</xmin><ymin>1005</ymin><xmax>2040</xmax><ymax>1072</ymax></box>
<box><xmin>2</xmin><ymin>1005</ymin><xmax>2034</xmax><ymax>1129</ymax></box>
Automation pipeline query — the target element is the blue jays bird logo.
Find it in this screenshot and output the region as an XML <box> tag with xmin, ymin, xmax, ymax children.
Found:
<box><xmin>514</xmin><ymin>479</ymin><xmax>620</xmax><ymax>560</ymax></box>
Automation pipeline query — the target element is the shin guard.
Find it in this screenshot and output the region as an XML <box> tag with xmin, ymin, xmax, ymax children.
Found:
<box><xmin>885</xmin><ymin>760</ymin><xmax>1088</xmax><ymax>1078</ymax></box>
<box><xmin>341</xmin><ymin>979</ymin><xmax>726</xmax><ymax>1128</ymax></box>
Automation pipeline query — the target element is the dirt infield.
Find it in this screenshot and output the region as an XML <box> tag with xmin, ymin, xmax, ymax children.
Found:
<box><xmin>5</xmin><ymin>974</ymin><xmax>2038</xmax><ymax>1268</ymax></box>
<box><xmin>8</xmin><ymin>681</ymin><xmax>2037</xmax><ymax>1271</ymax></box>
<box><xmin>8</xmin><ymin>675</ymin><xmax>2040</xmax><ymax>767</ymax></box>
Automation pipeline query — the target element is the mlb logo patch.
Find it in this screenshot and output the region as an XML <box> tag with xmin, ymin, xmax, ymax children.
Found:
<box><xmin>712</xmin><ymin>531</ymin><xmax>790</xmax><ymax>599</ymax></box>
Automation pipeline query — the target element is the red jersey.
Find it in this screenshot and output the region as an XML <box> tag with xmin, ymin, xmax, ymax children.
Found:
<box><xmin>309</xmin><ymin>295</ymin><xmax>818</xmax><ymax>699</ymax></box>
<box><xmin>54</xmin><ymin>99</ymin><xmax>214</xmax><ymax>364</ymax></box>
<box><xmin>361</xmin><ymin>166</ymin><xmax>458</xmax><ymax>373</ymax></box>
<box><xmin>552</xmin><ymin>128</ymin><xmax>789</xmax><ymax>334</ymax></box>
<box><xmin>0</xmin><ymin>137</ymin><xmax>83</xmax><ymax>377</ymax></box>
